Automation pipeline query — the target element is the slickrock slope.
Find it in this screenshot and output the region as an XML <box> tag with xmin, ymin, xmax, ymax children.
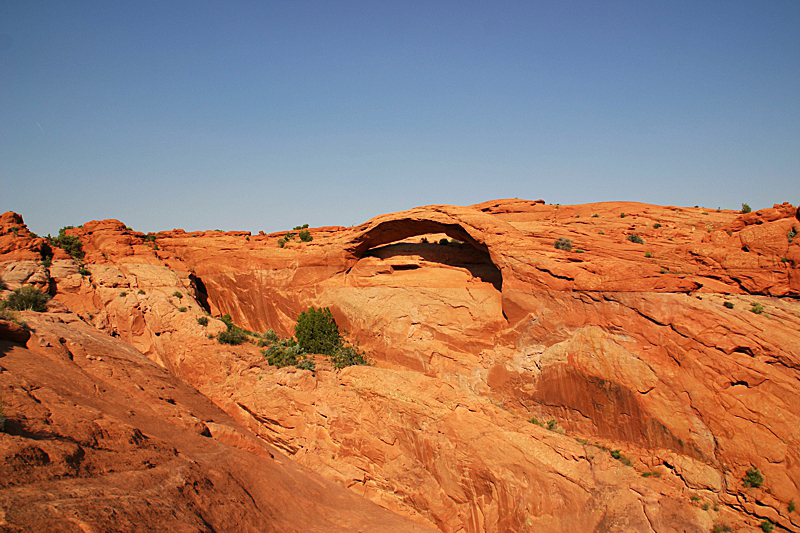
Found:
<box><xmin>1</xmin><ymin>200</ymin><xmax>798</xmax><ymax>532</ymax></box>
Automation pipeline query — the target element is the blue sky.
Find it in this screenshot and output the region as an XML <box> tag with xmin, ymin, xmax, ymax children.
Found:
<box><xmin>2</xmin><ymin>1</ymin><xmax>798</xmax><ymax>236</ymax></box>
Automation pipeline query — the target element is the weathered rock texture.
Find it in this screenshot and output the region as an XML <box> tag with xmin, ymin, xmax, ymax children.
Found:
<box><xmin>1</xmin><ymin>200</ymin><xmax>798</xmax><ymax>532</ymax></box>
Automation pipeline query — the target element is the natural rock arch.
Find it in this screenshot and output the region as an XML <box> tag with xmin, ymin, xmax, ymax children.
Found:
<box><xmin>345</xmin><ymin>218</ymin><xmax>503</xmax><ymax>290</ymax></box>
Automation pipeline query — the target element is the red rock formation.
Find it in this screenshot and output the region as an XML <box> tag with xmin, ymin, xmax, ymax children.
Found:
<box><xmin>1</xmin><ymin>202</ymin><xmax>799</xmax><ymax>533</ymax></box>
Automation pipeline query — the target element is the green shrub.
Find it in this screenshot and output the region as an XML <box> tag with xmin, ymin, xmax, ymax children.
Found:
<box><xmin>546</xmin><ymin>419</ymin><xmax>557</xmax><ymax>430</ymax></box>
<box><xmin>0</xmin><ymin>307</ymin><xmax>26</xmax><ymax>326</ymax></box>
<box><xmin>277</xmin><ymin>238</ymin><xmax>286</xmax><ymax>248</ymax></box>
<box><xmin>47</xmin><ymin>227</ymin><xmax>84</xmax><ymax>261</ymax></box>
<box><xmin>741</xmin><ymin>203</ymin><xmax>752</xmax><ymax>214</ymax></box>
<box><xmin>263</xmin><ymin>338</ymin><xmax>303</xmax><ymax>367</ymax></box>
<box><xmin>645</xmin><ymin>251</ymin><xmax>652</xmax><ymax>258</ymax></box>
<box><xmin>173</xmin><ymin>291</ymin><xmax>183</xmax><ymax>299</ymax></box>
<box><xmin>743</xmin><ymin>467</ymin><xmax>764</xmax><ymax>488</ymax></box>
<box><xmin>712</xmin><ymin>525</ymin><xmax>732</xmax><ymax>533</ymax></box>
<box><xmin>298</xmin><ymin>230</ymin><xmax>312</xmax><ymax>242</ymax></box>
<box><xmin>627</xmin><ymin>234</ymin><xmax>644</xmax><ymax>244</ymax></box>
<box><xmin>610</xmin><ymin>449</ymin><xmax>632</xmax><ymax>466</ymax></box>
<box><xmin>220</xmin><ymin>314</ymin><xmax>235</xmax><ymax>329</ymax></box>
<box><xmin>575</xmin><ymin>249</ymin><xmax>584</xmax><ymax>253</ymax></box>
<box><xmin>295</xmin><ymin>306</ymin><xmax>342</xmax><ymax>356</ymax></box>
<box><xmin>529</xmin><ymin>417</ymin><xmax>543</xmax><ymax>427</ymax></box>
<box><xmin>653</xmin><ymin>223</ymin><xmax>662</xmax><ymax>229</ymax></box>
<box><xmin>137</xmin><ymin>289</ymin><xmax>145</xmax><ymax>295</ymax></box>
<box><xmin>144</xmin><ymin>234</ymin><xmax>156</xmax><ymax>242</ymax></box>
<box><xmin>641</xmin><ymin>471</ymin><xmax>661</xmax><ymax>478</ymax></box>
<box><xmin>592</xmin><ymin>213</ymin><xmax>599</xmax><ymax>218</ymax></box>
<box><xmin>760</xmin><ymin>520</ymin><xmax>774</xmax><ymax>532</ymax></box>
<box><xmin>723</xmin><ymin>301</ymin><xmax>734</xmax><ymax>309</ymax></box>
<box><xmin>789</xmin><ymin>499</ymin><xmax>796</xmax><ymax>513</ymax></box>
<box><xmin>2</xmin><ymin>286</ymin><xmax>50</xmax><ymax>312</ymax></box>
<box><xmin>554</xmin><ymin>237</ymin><xmax>572</xmax><ymax>251</ymax></box>
<box><xmin>177</xmin><ymin>307</ymin><xmax>187</xmax><ymax>313</ymax></box>
<box><xmin>296</xmin><ymin>358</ymin><xmax>316</xmax><ymax>371</ymax></box>
<box><xmin>197</xmin><ymin>316</ymin><xmax>208</xmax><ymax>326</ymax></box>
<box><xmin>750</xmin><ymin>302</ymin><xmax>764</xmax><ymax>315</ymax></box>
<box><xmin>293</xmin><ymin>224</ymin><xmax>309</xmax><ymax>230</ymax></box>
<box><xmin>119</xmin><ymin>291</ymin><xmax>127</xmax><ymax>297</ymax></box>
<box><xmin>217</xmin><ymin>328</ymin><xmax>248</xmax><ymax>345</ymax></box>
<box><xmin>619</xmin><ymin>212</ymin><xmax>626</xmax><ymax>218</ymax></box>
<box><xmin>788</xmin><ymin>227</ymin><xmax>797</xmax><ymax>242</ymax></box>
<box><xmin>78</xmin><ymin>267</ymin><xmax>90</xmax><ymax>276</ymax></box>
<box><xmin>331</xmin><ymin>343</ymin><xmax>368</xmax><ymax>369</ymax></box>
<box><xmin>41</xmin><ymin>257</ymin><xmax>52</xmax><ymax>268</ymax></box>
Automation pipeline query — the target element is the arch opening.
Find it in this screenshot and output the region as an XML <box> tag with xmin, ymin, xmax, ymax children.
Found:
<box><xmin>352</xmin><ymin>219</ymin><xmax>503</xmax><ymax>291</ymax></box>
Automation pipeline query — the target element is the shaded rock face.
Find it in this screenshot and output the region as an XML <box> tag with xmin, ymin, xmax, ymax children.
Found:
<box><xmin>0</xmin><ymin>201</ymin><xmax>799</xmax><ymax>533</ymax></box>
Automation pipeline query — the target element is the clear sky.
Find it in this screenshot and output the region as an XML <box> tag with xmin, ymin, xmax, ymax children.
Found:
<box><xmin>2</xmin><ymin>1</ymin><xmax>798</xmax><ymax>236</ymax></box>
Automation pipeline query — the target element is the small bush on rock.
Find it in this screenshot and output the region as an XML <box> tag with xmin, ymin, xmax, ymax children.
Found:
<box><xmin>2</xmin><ymin>286</ymin><xmax>50</xmax><ymax>312</ymax></box>
<box><xmin>197</xmin><ymin>316</ymin><xmax>208</xmax><ymax>326</ymax></box>
<box><xmin>47</xmin><ymin>227</ymin><xmax>84</xmax><ymax>261</ymax></box>
<box><xmin>743</xmin><ymin>467</ymin><xmax>764</xmax><ymax>488</ymax></box>
<box><xmin>741</xmin><ymin>203</ymin><xmax>752</xmax><ymax>214</ymax></box>
<box><xmin>331</xmin><ymin>343</ymin><xmax>369</xmax><ymax>369</ymax></box>
<box><xmin>627</xmin><ymin>234</ymin><xmax>644</xmax><ymax>244</ymax></box>
<box><xmin>298</xmin><ymin>230</ymin><xmax>312</xmax><ymax>242</ymax></box>
<box><xmin>554</xmin><ymin>237</ymin><xmax>572</xmax><ymax>251</ymax></box>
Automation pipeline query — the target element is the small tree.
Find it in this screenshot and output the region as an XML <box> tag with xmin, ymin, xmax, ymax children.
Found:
<box><xmin>741</xmin><ymin>203</ymin><xmax>752</xmax><ymax>214</ymax></box>
<box><xmin>298</xmin><ymin>230</ymin><xmax>312</xmax><ymax>242</ymax></box>
<box><xmin>295</xmin><ymin>307</ymin><xmax>342</xmax><ymax>355</ymax></box>
<box><xmin>2</xmin><ymin>286</ymin><xmax>50</xmax><ymax>312</ymax></box>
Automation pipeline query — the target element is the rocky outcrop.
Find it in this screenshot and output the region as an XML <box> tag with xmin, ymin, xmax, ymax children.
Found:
<box><xmin>1</xmin><ymin>201</ymin><xmax>798</xmax><ymax>533</ymax></box>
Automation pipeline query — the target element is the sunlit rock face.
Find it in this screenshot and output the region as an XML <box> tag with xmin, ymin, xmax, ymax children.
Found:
<box><xmin>1</xmin><ymin>200</ymin><xmax>798</xmax><ymax>532</ymax></box>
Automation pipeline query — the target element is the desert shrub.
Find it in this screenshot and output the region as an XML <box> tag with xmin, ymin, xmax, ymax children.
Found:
<box><xmin>144</xmin><ymin>234</ymin><xmax>156</xmax><ymax>242</ymax></box>
<box><xmin>0</xmin><ymin>278</ymin><xmax>6</xmax><ymax>291</ymax></box>
<box><xmin>47</xmin><ymin>227</ymin><xmax>84</xmax><ymax>261</ymax></box>
<box><xmin>293</xmin><ymin>224</ymin><xmax>309</xmax><ymax>230</ymax></box>
<box><xmin>741</xmin><ymin>203</ymin><xmax>752</xmax><ymax>214</ymax></box>
<box><xmin>137</xmin><ymin>289</ymin><xmax>145</xmax><ymax>294</ymax></box>
<box><xmin>263</xmin><ymin>338</ymin><xmax>303</xmax><ymax>367</ymax></box>
<box><xmin>41</xmin><ymin>257</ymin><xmax>52</xmax><ymax>268</ymax></box>
<box><xmin>529</xmin><ymin>418</ymin><xmax>543</xmax><ymax>427</ymax></box>
<box><xmin>546</xmin><ymin>419</ymin><xmax>557</xmax><ymax>430</ymax></box>
<box><xmin>2</xmin><ymin>286</ymin><xmax>50</xmax><ymax>312</ymax></box>
<box><xmin>197</xmin><ymin>316</ymin><xmax>208</xmax><ymax>326</ymax></box>
<box><xmin>712</xmin><ymin>525</ymin><xmax>732</xmax><ymax>533</ymax></box>
<box><xmin>641</xmin><ymin>471</ymin><xmax>661</xmax><ymax>478</ymax></box>
<box><xmin>592</xmin><ymin>213</ymin><xmax>599</xmax><ymax>218</ymax></box>
<box><xmin>217</xmin><ymin>328</ymin><xmax>247</xmax><ymax>345</ymax></box>
<box><xmin>295</xmin><ymin>306</ymin><xmax>342</xmax><ymax>356</ymax></box>
<box><xmin>788</xmin><ymin>227</ymin><xmax>797</xmax><ymax>242</ymax></box>
<box><xmin>645</xmin><ymin>251</ymin><xmax>652</xmax><ymax>258</ymax></box>
<box><xmin>760</xmin><ymin>520</ymin><xmax>774</xmax><ymax>532</ymax></box>
<box><xmin>610</xmin><ymin>449</ymin><xmax>632</xmax><ymax>466</ymax></box>
<box><xmin>298</xmin><ymin>230</ymin><xmax>312</xmax><ymax>242</ymax></box>
<box><xmin>619</xmin><ymin>212</ymin><xmax>626</xmax><ymax>218</ymax></box>
<box><xmin>653</xmin><ymin>223</ymin><xmax>662</xmax><ymax>229</ymax></box>
<box><xmin>217</xmin><ymin>314</ymin><xmax>248</xmax><ymax>345</ymax></box>
<box><xmin>627</xmin><ymin>234</ymin><xmax>644</xmax><ymax>244</ymax></box>
<box><xmin>0</xmin><ymin>307</ymin><xmax>26</xmax><ymax>326</ymax></box>
<box><xmin>750</xmin><ymin>303</ymin><xmax>764</xmax><ymax>315</ymax></box>
<box><xmin>723</xmin><ymin>301</ymin><xmax>734</xmax><ymax>309</ymax></box>
<box><xmin>554</xmin><ymin>237</ymin><xmax>572</xmax><ymax>251</ymax></box>
<box><xmin>173</xmin><ymin>291</ymin><xmax>183</xmax><ymax>299</ymax></box>
<box><xmin>78</xmin><ymin>267</ymin><xmax>90</xmax><ymax>276</ymax></box>
<box><xmin>789</xmin><ymin>499</ymin><xmax>796</xmax><ymax>513</ymax></box>
<box><xmin>743</xmin><ymin>467</ymin><xmax>764</xmax><ymax>488</ymax></box>
<box><xmin>331</xmin><ymin>343</ymin><xmax>369</xmax><ymax>369</ymax></box>
<box><xmin>277</xmin><ymin>238</ymin><xmax>286</xmax><ymax>248</ymax></box>
<box><xmin>296</xmin><ymin>358</ymin><xmax>315</xmax><ymax>371</ymax></box>
<box><xmin>119</xmin><ymin>291</ymin><xmax>127</xmax><ymax>297</ymax></box>
<box><xmin>177</xmin><ymin>307</ymin><xmax>187</xmax><ymax>313</ymax></box>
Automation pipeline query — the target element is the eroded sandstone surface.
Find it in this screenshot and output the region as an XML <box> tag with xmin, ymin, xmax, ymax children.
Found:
<box><xmin>1</xmin><ymin>200</ymin><xmax>798</xmax><ymax>532</ymax></box>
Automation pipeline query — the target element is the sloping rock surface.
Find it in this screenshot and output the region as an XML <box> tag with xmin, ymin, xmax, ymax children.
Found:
<box><xmin>0</xmin><ymin>200</ymin><xmax>798</xmax><ymax>532</ymax></box>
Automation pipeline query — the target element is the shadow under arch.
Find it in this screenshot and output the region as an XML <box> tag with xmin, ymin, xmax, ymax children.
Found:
<box><xmin>347</xmin><ymin>218</ymin><xmax>503</xmax><ymax>291</ymax></box>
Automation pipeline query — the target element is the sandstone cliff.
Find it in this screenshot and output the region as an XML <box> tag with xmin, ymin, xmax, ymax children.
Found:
<box><xmin>1</xmin><ymin>201</ymin><xmax>798</xmax><ymax>532</ymax></box>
